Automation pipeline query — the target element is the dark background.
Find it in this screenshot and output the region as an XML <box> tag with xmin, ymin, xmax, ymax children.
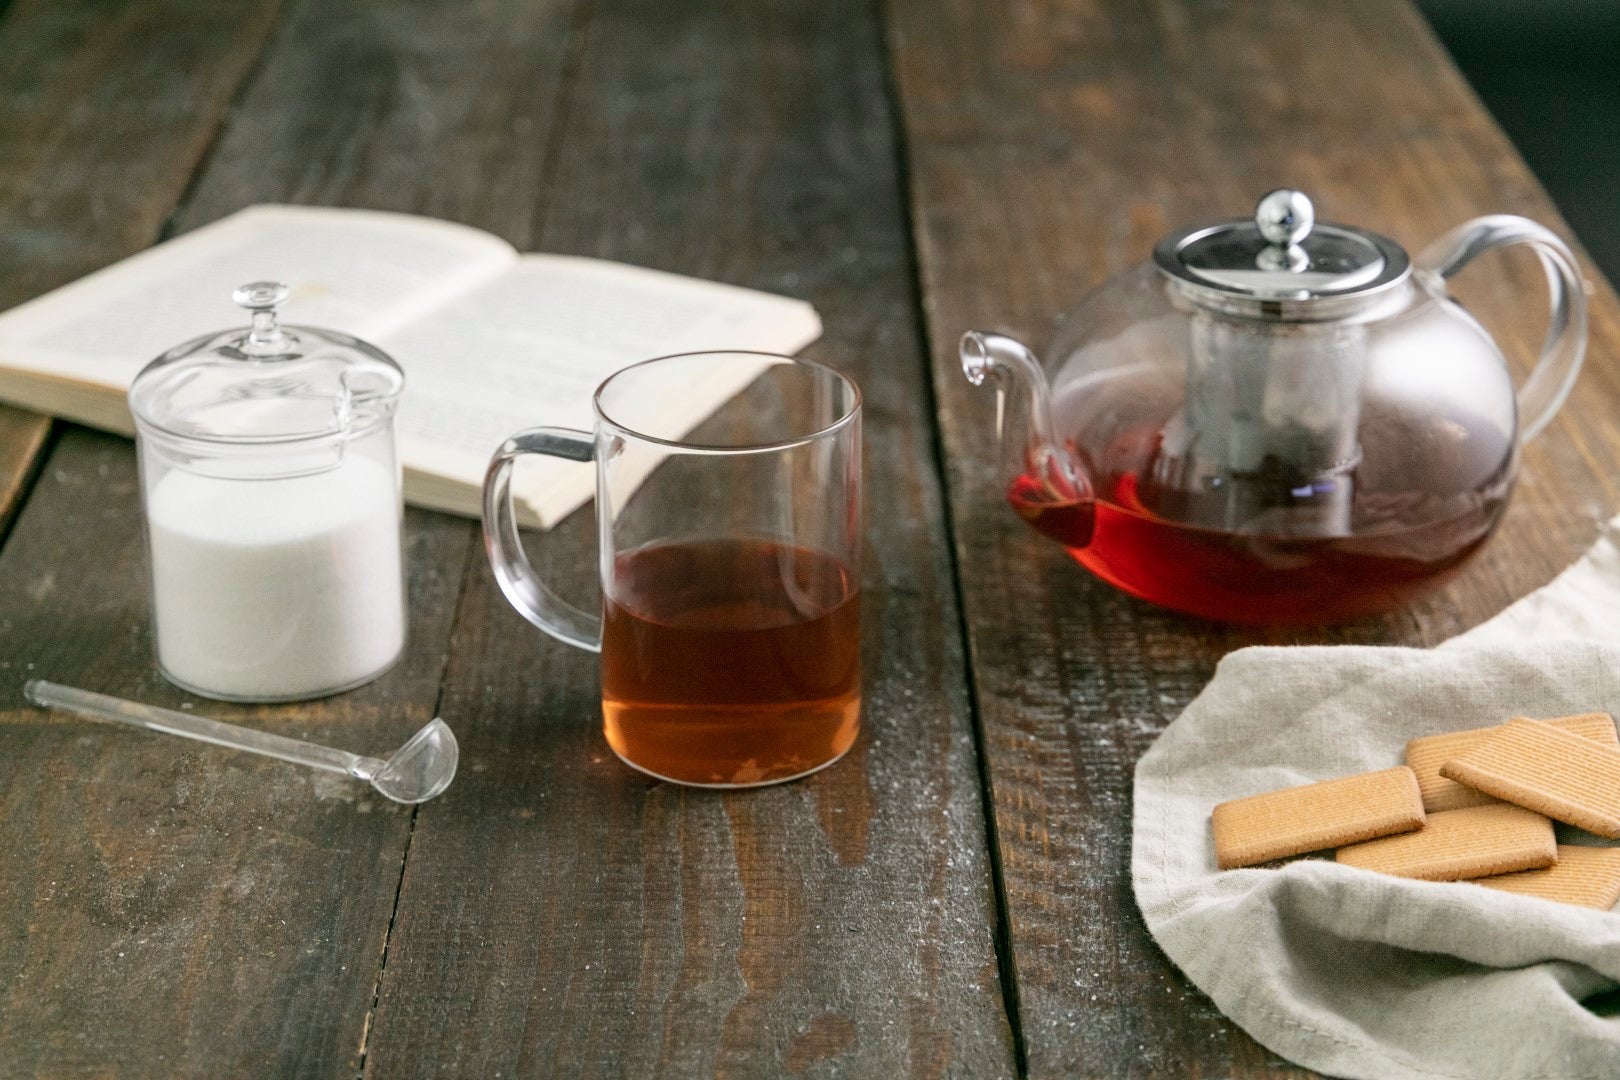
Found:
<box><xmin>0</xmin><ymin>1</ymin><xmax>1600</xmax><ymax>278</ymax></box>
<box><xmin>1417</xmin><ymin>0</ymin><xmax>1620</xmax><ymax>279</ymax></box>
<box><xmin>0</xmin><ymin>0</ymin><xmax>1609</xmax><ymax>276</ymax></box>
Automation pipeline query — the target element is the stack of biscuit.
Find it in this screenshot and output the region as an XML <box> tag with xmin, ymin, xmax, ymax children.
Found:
<box><xmin>1210</xmin><ymin>712</ymin><xmax>1620</xmax><ymax>909</ymax></box>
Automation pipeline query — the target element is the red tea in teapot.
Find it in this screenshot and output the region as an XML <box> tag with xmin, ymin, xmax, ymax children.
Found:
<box><xmin>1008</xmin><ymin>468</ymin><xmax>1504</xmax><ymax>625</ymax></box>
<box><xmin>997</xmin><ymin>347</ymin><xmax>1520</xmax><ymax>624</ymax></box>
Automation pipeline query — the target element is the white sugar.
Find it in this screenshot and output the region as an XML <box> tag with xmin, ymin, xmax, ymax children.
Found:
<box><xmin>145</xmin><ymin>455</ymin><xmax>405</xmax><ymax>700</ymax></box>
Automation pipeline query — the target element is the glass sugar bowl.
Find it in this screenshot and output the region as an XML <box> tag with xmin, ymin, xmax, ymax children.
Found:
<box><xmin>128</xmin><ymin>281</ymin><xmax>408</xmax><ymax>702</ymax></box>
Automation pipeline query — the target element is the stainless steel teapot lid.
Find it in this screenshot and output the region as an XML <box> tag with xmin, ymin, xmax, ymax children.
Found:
<box><xmin>1153</xmin><ymin>190</ymin><xmax>1411</xmax><ymax>310</ymax></box>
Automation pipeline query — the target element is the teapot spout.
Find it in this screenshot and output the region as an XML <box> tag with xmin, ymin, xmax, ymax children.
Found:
<box><xmin>959</xmin><ymin>331</ymin><xmax>1092</xmax><ymax>507</ymax></box>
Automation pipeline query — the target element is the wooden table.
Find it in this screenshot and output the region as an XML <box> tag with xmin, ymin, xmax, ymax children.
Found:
<box><xmin>1</xmin><ymin>1</ymin><xmax>1615</xmax><ymax>1075</ymax></box>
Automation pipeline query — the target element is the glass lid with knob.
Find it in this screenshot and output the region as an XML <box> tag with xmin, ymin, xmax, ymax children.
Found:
<box><xmin>129</xmin><ymin>281</ymin><xmax>405</xmax><ymax>447</ymax></box>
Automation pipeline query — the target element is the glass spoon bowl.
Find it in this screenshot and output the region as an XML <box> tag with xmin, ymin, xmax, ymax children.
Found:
<box><xmin>354</xmin><ymin>716</ymin><xmax>458</xmax><ymax>802</ymax></box>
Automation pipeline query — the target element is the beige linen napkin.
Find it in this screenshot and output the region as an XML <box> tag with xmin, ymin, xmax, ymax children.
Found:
<box><xmin>1133</xmin><ymin>520</ymin><xmax>1620</xmax><ymax>1080</ymax></box>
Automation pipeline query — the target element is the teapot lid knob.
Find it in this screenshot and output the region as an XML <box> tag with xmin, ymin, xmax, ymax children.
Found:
<box><xmin>1255</xmin><ymin>189</ymin><xmax>1314</xmax><ymax>247</ymax></box>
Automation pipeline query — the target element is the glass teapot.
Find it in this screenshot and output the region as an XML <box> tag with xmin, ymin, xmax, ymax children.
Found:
<box><xmin>961</xmin><ymin>190</ymin><xmax>1588</xmax><ymax>624</ymax></box>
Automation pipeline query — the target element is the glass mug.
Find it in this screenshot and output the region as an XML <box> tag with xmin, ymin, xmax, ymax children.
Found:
<box><xmin>483</xmin><ymin>351</ymin><xmax>862</xmax><ymax>788</ymax></box>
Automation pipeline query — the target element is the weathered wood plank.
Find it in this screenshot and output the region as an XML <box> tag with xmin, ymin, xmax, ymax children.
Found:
<box><xmin>887</xmin><ymin>0</ymin><xmax>1620</xmax><ymax>1074</ymax></box>
<box><xmin>360</xmin><ymin>0</ymin><xmax>1018</xmax><ymax>1075</ymax></box>
<box><xmin>0</xmin><ymin>0</ymin><xmax>587</xmax><ymax>1074</ymax></box>
<box><xmin>163</xmin><ymin>0</ymin><xmax>582</xmax><ymax>242</ymax></box>
<box><xmin>0</xmin><ymin>0</ymin><xmax>287</xmax><ymax>536</ymax></box>
<box><xmin>0</xmin><ymin>431</ymin><xmax>469</xmax><ymax>1077</ymax></box>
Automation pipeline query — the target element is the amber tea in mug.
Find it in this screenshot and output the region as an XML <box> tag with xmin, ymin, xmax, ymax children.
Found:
<box><xmin>484</xmin><ymin>351</ymin><xmax>862</xmax><ymax>787</ymax></box>
<box><xmin>601</xmin><ymin>537</ymin><xmax>860</xmax><ymax>785</ymax></box>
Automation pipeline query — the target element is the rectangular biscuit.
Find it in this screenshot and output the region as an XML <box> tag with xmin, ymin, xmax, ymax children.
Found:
<box><xmin>1335</xmin><ymin>803</ymin><xmax>1556</xmax><ymax>880</ymax></box>
<box><xmin>1211</xmin><ymin>766</ymin><xmax>1424</xmax><ymax>869</ymax></box>
<box><xmin>1472</xmin><ymin>844</ymin><xmax>1620</xmax><ymax>909</ymax></box>
<box><xmin>1440</xmin><ymin>717</ymin><xmax>1620</xmax><ymax>838</ymax></box>
<box><xmin>1407</xmin><ymin>713</ymin><xmax>1618</xmax><ymax>812</ymax></box>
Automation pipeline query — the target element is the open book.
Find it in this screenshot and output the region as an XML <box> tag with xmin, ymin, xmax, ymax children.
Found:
<box><xmin>0</xmin><ymin>205</ymin><xmax>821</xmax><ymax>525</ymax></box>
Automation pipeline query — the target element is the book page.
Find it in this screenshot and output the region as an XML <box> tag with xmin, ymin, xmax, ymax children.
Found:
<box><xmin>382</xmin><ymin>254</ymin><xmax>823</xmax><ymax>524</ymax></box>
<box><xmin>0</xmin><ymin>205</ymin><xmax>515</xmax><ymax>390</ymax></box>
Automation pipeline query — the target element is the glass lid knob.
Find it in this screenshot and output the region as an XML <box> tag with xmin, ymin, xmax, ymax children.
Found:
<box><xmin>232</xmin><ymin>280</ymin><xmax>290</xmax><ymax>310</ymax></box>
<box><xmin>232</xmin><ymin>280</ymin><xmax>292</xmax><ymax>355</ymax></box>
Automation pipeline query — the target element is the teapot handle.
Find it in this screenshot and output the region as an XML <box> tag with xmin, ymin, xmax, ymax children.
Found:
<box><xmin>1418</xmin><ymin>215</ymin><xmax>1588</xmax><ymax>443</ymax></box>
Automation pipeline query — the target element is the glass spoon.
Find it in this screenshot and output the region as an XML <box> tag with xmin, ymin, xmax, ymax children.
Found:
<box><xmin>23</xmin><ymin>680</ymin><xmax>457</xmax><ymax>804</ymax></box>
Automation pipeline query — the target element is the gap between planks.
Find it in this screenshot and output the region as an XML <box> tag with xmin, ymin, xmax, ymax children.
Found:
<box><xmin>350</xmin><ymin>0</ymin><xmax>599</xmax><ymax>1071</ymax></box>
<box><xmin>868</xmin><ymin>0</ymin><xmax>1032</xmax><ymax>1073</ymax></box>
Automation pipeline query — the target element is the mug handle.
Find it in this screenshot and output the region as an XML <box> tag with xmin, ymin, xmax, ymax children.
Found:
<box><xmin>482</xmin><ymin>427</ymin><xmax>602</xmax><ymax>652</ymax></box>
<box><xmin>1418</xmin><ymin>215</ymin><xmax>1588</xmax><ymax>443</ymax></box>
